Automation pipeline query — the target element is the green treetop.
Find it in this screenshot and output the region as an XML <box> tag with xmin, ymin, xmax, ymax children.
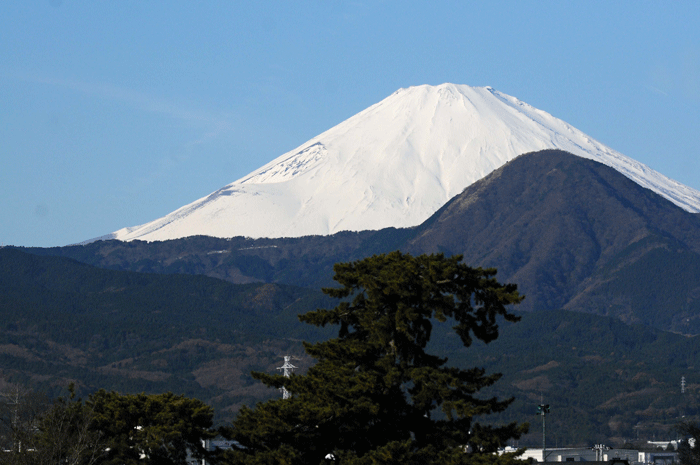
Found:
<box><xmin>223</xmin><ymin>252</ymin><xmax>528</xmax><ymax>465</ymax></box>
<box><xmin>88</xmin><ymin>390</ymin><xmax>217</xmax><ymax>465</ymax></box>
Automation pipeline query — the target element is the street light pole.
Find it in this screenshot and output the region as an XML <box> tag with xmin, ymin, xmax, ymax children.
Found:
<box><xmin>537</xmin><ymin>404</ymin><xmax>550</xmax><ymax>461</ymax></box>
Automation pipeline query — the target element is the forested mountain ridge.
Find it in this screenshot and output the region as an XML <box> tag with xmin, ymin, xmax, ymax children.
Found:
<box><xmin>8</xmin><ymin>149</ymin><xmax>700</xmax><ymax>445</ymax></box>
<box><xmin>406</xmin><ymin>150</ymin><xmax>700</xmax><ymax>332</ymax></box>
<box><xmin>441</xmin><ymin>309</ymin><xmax>700</xmax><ymax>446</ymax></box>
<box><xmin>0</xmin><ymin>247</ymin><xmax>332</xmax><ymax>419</ymax></box>
<box><xmin>1</xmin><ymin>247</ymin><xmax>699</xmax><ymax>447</ymax></box>
<box><xmin>27</xmin><ymin>150</ymin><xmax>700</xmax><ymax>334</ymax></box>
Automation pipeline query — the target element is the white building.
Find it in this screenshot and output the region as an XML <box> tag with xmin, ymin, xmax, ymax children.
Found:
<box><xmin>517</xmin><ymin>446</ymin><xmax>667</xmax><ymax>465</ymax></box>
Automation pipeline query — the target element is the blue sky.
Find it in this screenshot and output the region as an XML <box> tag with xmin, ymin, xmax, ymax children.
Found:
<box><xmin>1</xmin><ymin>1</ymin><xmax>699</xmax><ymax>247</ymax></box>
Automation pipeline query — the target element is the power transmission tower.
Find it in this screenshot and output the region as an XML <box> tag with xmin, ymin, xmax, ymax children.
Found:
<box><xmin>277</xmin><ymin>356</ymin><xmax>298</xmax><ymax>399</ymax></box>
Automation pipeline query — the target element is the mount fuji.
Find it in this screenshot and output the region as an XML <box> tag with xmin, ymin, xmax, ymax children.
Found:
<box><xmin>101</xmin><ymin>83</ymin><xmax>700</xmax><ymax>243</ymax></box>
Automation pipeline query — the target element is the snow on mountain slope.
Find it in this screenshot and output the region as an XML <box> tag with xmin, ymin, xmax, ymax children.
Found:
<box><xmin>103</xmin><ymin>84</ymin><xmax>700</xmax><ymax>242</ymax></box>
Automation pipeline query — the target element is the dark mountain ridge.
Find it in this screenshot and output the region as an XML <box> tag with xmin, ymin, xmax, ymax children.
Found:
<box><xmin>2</xmin><ymin>247</ymin><xmax>699</xmax><ymax>447</ymax></box>
<box><xmin>25</xmin><ymin>150</ymin><xmax>700</xmax><ymax>333</ymax></box>
<box><xmin>406</xmin><ymin>150</ymin><xmax>700</xmax><ymax>331</ymax></box>
<box><xmin>6</xmin><ymin>149</ymin><xmax>700</xmax><ymax>445</ymax></box>
<box><xmin>0</xmin><ymin>247</ymin><xmax>332</xmax><ymax>417</ymax></box>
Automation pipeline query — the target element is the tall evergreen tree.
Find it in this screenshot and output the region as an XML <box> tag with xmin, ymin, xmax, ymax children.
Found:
<box><xmin>88</xmin><ymin>390</ymin><xmax>217</xmax><ymax>465</ymax></box>
<box><xmin>222</xmin><ymin>252</ymin><xmax>528</xmax><ymax>464</ymax></box>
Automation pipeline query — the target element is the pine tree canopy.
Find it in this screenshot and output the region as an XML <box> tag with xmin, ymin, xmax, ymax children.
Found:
<box><xmin>88</xmin><ymin>390</ymin><xmax>216</xmax><ymax>465</ymax></box>
<box><xmin>222</xmin><ymin>251</ymin><xmax>528</xmax><ymax>465</ymax></box>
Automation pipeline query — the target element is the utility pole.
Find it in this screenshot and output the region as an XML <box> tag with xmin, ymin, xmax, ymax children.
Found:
<box><xmin>537</xmin><ymin>403</ymin><xmax>550</xmax><ymax>461</ymax></box>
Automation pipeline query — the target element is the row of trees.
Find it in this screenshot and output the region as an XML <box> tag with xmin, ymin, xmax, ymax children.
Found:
<box><xmin>0</xmin><ymin>386</ymin><xmax>216</xmax><ymax>465</ymax></box>
<box><xmin>5</xmin><ymin>251</ymin><xmax>697</xmax><ymax>464</ymax></box>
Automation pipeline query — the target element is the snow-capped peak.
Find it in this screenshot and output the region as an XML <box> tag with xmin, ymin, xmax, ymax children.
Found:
<box><xmin>102</xmin><ymin>84</ymin><xmax>700</xmax><ymax>243</ymax></box>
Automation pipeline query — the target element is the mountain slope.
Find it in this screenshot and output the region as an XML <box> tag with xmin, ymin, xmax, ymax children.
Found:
<box><xmin>4</xmin><ymin>249</ymin><xmax>700</xmax><ymax>446</ymax></box>
<box><xmin>39</xmin><ymin>150</ymin><xmax>700</xmax><ymax>334</ymax></box>
<box><xmin>407</xmin><ymin>150</ymin><xmax>700</xmax><ymax>332</ymax></box>
<box><xmin>100</xmin><ymin>84</ymin><xmax>700</xmax><ymax>243</ymax></box>
<box><xmin>0</xmin><ymin>247</ymin><xmax>332</xmax><ymax>415</ymax></box>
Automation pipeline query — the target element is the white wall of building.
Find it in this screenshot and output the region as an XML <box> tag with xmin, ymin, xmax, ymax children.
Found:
<box><xmin>519</xmin><ymin>447</ymin><xmax>650</xmax><ymax>464</ymax></box>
